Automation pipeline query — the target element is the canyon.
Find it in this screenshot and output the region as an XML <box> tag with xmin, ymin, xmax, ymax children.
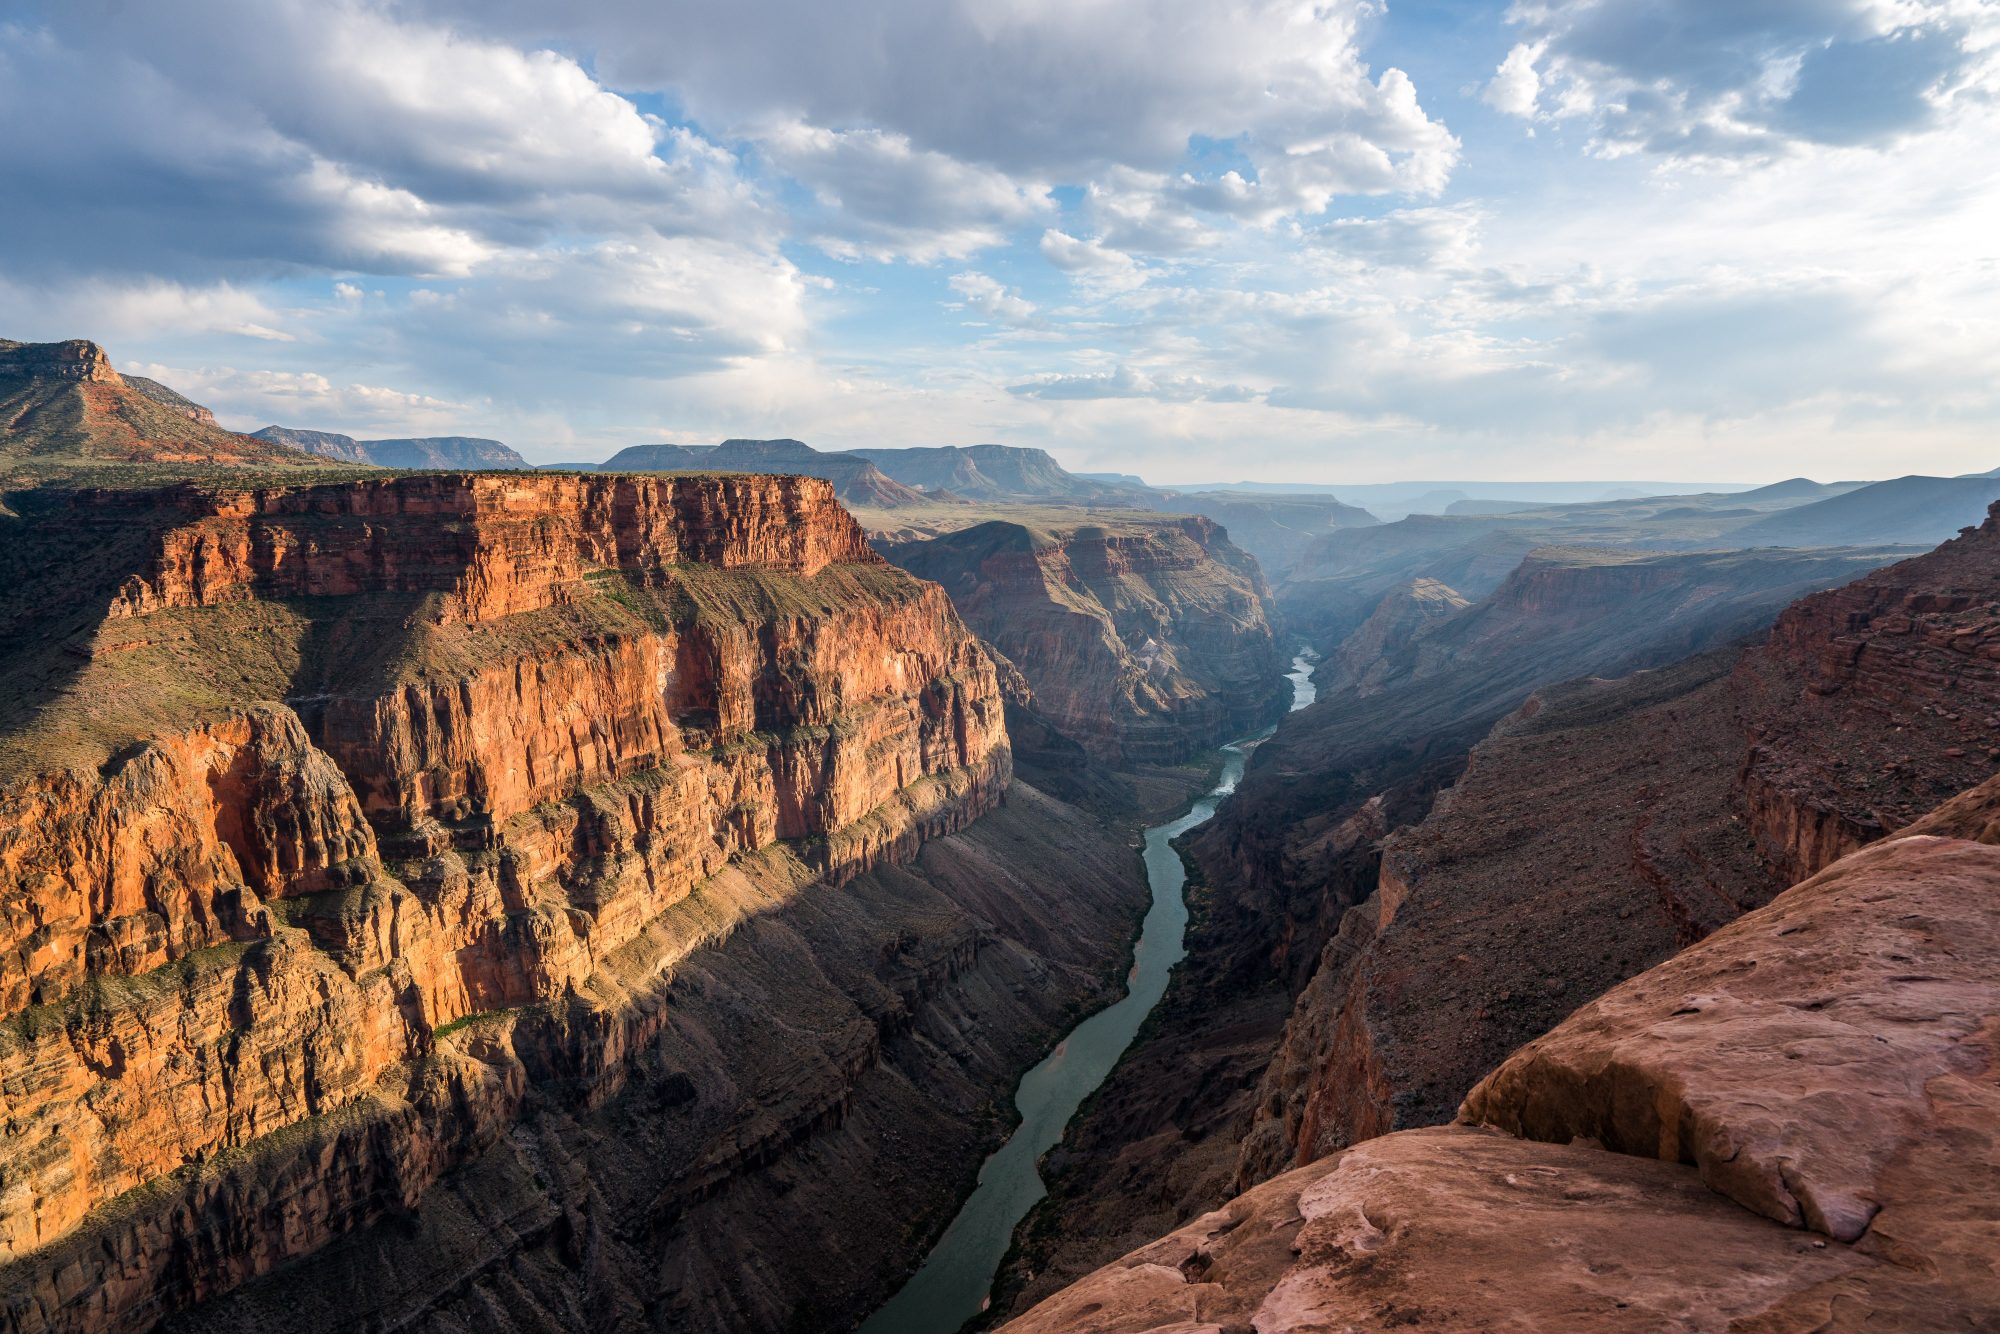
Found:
<box><xmin>983</xmin><ymin>538</ymin><xmax>1933</xmax><ymax>1314</ymax></box>
<box><xmin>1002</xmin><ymin>821</ymin><xmax>2000</xmax><ymax>1330</ymax></box>
<box><xmin>989</xmin><ymin>507</ymin><xmax>2000</xmax><ymax>1326</ymax></box>
<box><xmin>0</xmin><ymin>469</ymin><xmax>1182</xmax><ymax>1332</ymax></box>
<box><xmin>4</xmin><ymin>339</ymin><xmax>1998</xmax><ymax>1331</ymax></box>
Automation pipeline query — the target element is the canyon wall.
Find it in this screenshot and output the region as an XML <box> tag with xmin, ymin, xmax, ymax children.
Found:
<box><xmin>0</xmin><ymin>472</ymin><xmax>1057</xmax><ymax>1330</ymax></box>
<box><xmin>986</xmin><ymin>541</ymin><xmax>1910</xmax><ymax>1315</ymax></box>
<box><xmin>1001</xmin><ymin>823</ymin><xmax>2000</xmax><ymax>1331</ymax></box>
<box><xmin>885</xmin><ymin>514</ymin><xmax>1289</xmax><ymax>765</ymax></box>
<box><xmin>1226</xmin><ymin>511</ymin><xmax>2000</xmax><ymax>1181</ymax></box>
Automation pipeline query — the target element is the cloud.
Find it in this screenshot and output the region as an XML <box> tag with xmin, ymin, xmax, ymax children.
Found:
<box><xmin>128</xmin><ymin>362</ymin><xmax>467</xmax><ymax>432</ymax></box>
<box><xmin>388</xmin><ymin>236</ymin><xmax>811</xmax><ymax>382</ymax></box>
<box><xmin>0</xmin><ymin>1</ymin><xmax>761</xmax><ymax>282</ymax></box>
<box><xmin>759</xmin><ymin>122</ymin><xmax>1051</xmax><ymax>261</ymax></box>
<box><xmin>1485</xmin><ymin>0</ymin><xmax>2000</xmax><ymax>159</ymax></box>
<box><xmin>0</xmin><ymin>274</ymin><xmax>303</xmax><ymax>343</ymax></box>
<box><xmin>1314</xmin><ymin>206</ymin><xmax>1483</xmax><ymax>269</ymax></box>
<box><xmin>1038</xmin><ymin>229</ymin><xmax>1147</xmax><ymax>292</ymax></box>
<box><xmin>947</xmin><ymin>271</ymin><xmax>1038</xmax><ymax>325</ymax></box>
<box><xmin>1484</xmin><ymin>40</ymin><xmax>1543</xmax><ymax>118</ymax></box>
<box><xmin>437</xmin><ymin>0</ymin><xmax>1459</xmax><ymax>239</ymax></box>
<box><xmin>1009</xmin><ymin>365</ymin><xmax>1260</xmax><ymax>403</ymax></box>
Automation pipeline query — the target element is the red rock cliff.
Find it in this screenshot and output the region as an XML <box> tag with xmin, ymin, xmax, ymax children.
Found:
<box><xmin>885</xmin><ymin>513</ymin><xmax>1288</xmax><ymax>764</ymax></box>
<box><xmin>0</xmin><ymin>472</ymin><xmax>1007</xmax><ymax>1328</ymax></box>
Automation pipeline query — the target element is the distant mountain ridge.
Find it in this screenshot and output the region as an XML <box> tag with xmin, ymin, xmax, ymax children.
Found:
<box><xmin>1728</xmin><ymin>474</ymin><xmax>2000</xmax><ymax>547</ymax></box>
<box><xmin>853</xmin><ymin>444</ymin><xmax>1146</xmax><ymax>502</ymax></box>
<box><xmin>598</xmin><ymin>438</ymin><xmax>925</xmax><ymax>506</ymax></box>
<box><xmin>251</xmin><ymin>426</ymin><xmax>527</xmax><ymax>470</ymax></box>
<box><xmin>121</xmin><ymin>376</ymin><xmax>217</xmax><ymax>426</ymax></box>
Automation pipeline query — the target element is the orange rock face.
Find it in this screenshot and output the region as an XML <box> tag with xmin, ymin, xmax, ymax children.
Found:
<box><xmin>100</xmin><ymin>471</ymin><xmax>880</xmax><ymax>621</ymax></box>
<box><xmin>0</xmin><ymin>473</ymin><xmax>1007</xmax><ymax>1329</ymax></box>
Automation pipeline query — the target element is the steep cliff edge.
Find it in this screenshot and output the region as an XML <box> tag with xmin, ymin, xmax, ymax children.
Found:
<box><xmin>0</xmin><ymin>472</ymin><xmax>1025</xmax><ymax>1330</ymax></box>
<box><xmin>1734</xmin><ymin>506</ymin><xmax>2000</xmax><ymax>882</ymax></box>
<box><xmin>884</xmin><ymin>514</ymin><xmax>1289</xmax><ymax>764</ymax></box>
<box><xmin>1002</xmin><ymin>824</ymin><xmax>2000</xmax><ymax>1331</ymax></box>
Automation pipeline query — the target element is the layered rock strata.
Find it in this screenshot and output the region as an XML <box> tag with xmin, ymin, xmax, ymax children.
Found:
<box><xmin>885</xmin><ymin>514</ymin><xmax>1289</xmax><ymax>764</ymax></box>
<box><xmin>1003</xmin><ymin>824</ymin><xmax>2000</xmax><ymax>1331</ymax></box>
<box><xmin>0</xmin><ymin>472</ymin><xmax>1015</xmax><ymax>1330</ymax></box>
<box><xmin>167</xmin><ymin>783</ymin><xmax>1149</xmax><ymax>1334</ymax></box>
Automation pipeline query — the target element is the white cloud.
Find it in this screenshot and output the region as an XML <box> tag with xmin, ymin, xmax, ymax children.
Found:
<box><xmin>0</xmin><ymin>274</ymin><xmax>301</xmax><ymax>344</ymax></box>
<box><xmin>759</xmin><ymin>122</ymin><xmax>1051</xmax><ymax>261</ymax></box>
<box><xmin>1009</xmin><ymin>365</ymin><xmax>1260</xmax><ymax>403</ymax></box>
<box><xmin>439</xmin><ymin>0</ymin><xmax>1459</xmax><ymax>240</ymax></box>
<box><xmin>1314</xmin><ymin>206</ymin><xmax>1483</xmax><ymax>270</ymax></box>
<box><xmin>0</xmin><ymin>1</ymin><xmax>763</xmax><ymax>282</ymax></box>
<box><xmin>1038</xmin><ymin>229</ymin><xmax>1147</xmax><ymax>292</ymax></box>
<box><xmin>947</xmin><ymin>271</ymin><xmax>1038</xmax><ymax>325</ymax></box>
<box><xmin>1484</xmin><ymin>40</ymin><xmax>1543</xmax><ymax>118</ymax></box>
<box><xmin>1486</xmin><ymin>0</ymin><xmax>2000</xmax><ymax>160</ymax></box>
<box><xmin>127</xmin><ymin>362</ymin><xmax>467</xmax><ymax>432</ymax></box>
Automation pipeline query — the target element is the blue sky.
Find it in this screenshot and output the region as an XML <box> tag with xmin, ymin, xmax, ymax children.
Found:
<box><xmin>2</xmin><ymin>0</ymin><xmax>1996</xmax><ymax>483</ymax></box>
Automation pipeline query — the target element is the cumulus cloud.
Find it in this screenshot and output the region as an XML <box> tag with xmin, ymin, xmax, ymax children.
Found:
<box><xmin>437</xmin><ymin>0</ymin><xmax>1459</xmax><ymax>240</ymax></box>
<box><xmin>1485</xmin><ymin>0</ymin><xmax>2000</xmax><ymax>159</ymax></box>
<box><xmin>1314</xmin><ymin>206</ymin><xmax>1483</xmax><ymax>269</ymax></box>
<box><xmin>759</xmin><ymin>123</ymin><xmax>1051</xmax><ymax>261</ymax></box>
<box><xmin>1483</xmin><ymin>40</ymin><xmax>1543</xmax><ymax>118</ymax></box>
<box><xmin>0</xmin><ymin>0</ymin><xmax>760</xmax><ymax>282</ymax></box>
<box><xmin>389</xmin><ymin>236</ymin><xmax>811</xmax><ymax>382</ymax></box>
<box><xmin>946</xmin><ymin>272</ymin><xmax>1038</xmax><ymax>325</ymax></box>
<box><xmin>1038</xmin><ymin>229</ymin><xmax>1147</xmax><ymax>292</ymax></box>
<box><xmin>128</xmin><ymin>362</ymin><xmax>467</xmax><ymax>431</ymax></box>
<box><xmin>0</xmin><ymin>274</ymin><xmax>302</xmax><ymax>344</ymax></box>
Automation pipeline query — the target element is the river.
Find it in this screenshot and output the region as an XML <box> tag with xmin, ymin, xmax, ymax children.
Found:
<box><xmin>858</xmin><ymin>652</ymin><xmax>1318</xmax><ymax>1334</ymax></box>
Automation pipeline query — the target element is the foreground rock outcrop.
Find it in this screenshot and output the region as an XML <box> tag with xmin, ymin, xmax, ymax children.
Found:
<box><xmin>1004</xmin><ymin>825</ymin><xmax>2000</xmax><ymax>1331</ymax></box>
<box><xmin>0</xmin><ymin>472</ymin><xmax>1042</xmax><ymax>1330</ymax></box>
<box><xmin>885</xmin><ymin>514</ymin><xmax>1290</xmax><ymax>764</ymax></box>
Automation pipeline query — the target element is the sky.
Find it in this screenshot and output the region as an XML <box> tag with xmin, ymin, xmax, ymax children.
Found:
<box><xmin>2</xmin><ymin>0</ymin><xmax>1997</xmax><ymax>483</ymax></box>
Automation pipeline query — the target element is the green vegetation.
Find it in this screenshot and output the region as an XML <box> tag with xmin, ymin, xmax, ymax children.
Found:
<box><xmin>432</xmin><ymin>1007</ymin><xmax>517</xmax><ymax>1040</ymax></box>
